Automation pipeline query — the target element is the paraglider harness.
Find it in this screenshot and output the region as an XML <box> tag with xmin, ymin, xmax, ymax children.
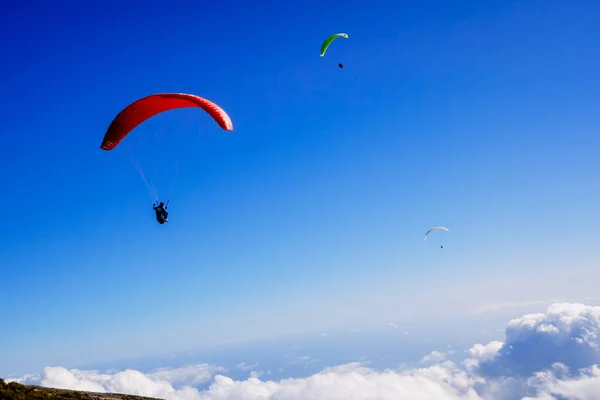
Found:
<box><xmin>153</xmin><ymin>200</ymin><xmax>169</xmax><ymax>224</ymax></box>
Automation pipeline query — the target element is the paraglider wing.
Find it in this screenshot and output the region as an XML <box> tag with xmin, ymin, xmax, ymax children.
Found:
<box><xmin>100</xmin><ymin>93</ymin><xmax>233</xmax><ymax>151</ymax></box>
<box><xmin>424</xmin><ymin>226</ymin><xmax>449</xmax><ymax>240</ymax></box>
<box><xmin>320</xmin><ymin>33</ymin><xmax>349</xmax><ymax>57</ymax></box>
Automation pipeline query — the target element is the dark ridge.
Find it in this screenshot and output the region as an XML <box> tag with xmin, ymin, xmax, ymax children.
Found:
<box><xmin>0</xmin><ymin>378</ymin><xmax>162</xmax><ymax>400</ymax></box>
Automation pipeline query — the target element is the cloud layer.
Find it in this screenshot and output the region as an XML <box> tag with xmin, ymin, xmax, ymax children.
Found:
<box><xmin>10</xmin><ymin>302</ymin><xmax>600</xmax><ymax>400</ymax></box>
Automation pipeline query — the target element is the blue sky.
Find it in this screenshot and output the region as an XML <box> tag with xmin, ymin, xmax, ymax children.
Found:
<box><xmin>1</xmin><ymin>0</ymin><xmax>599</xmax><ymax>378</ymax></box>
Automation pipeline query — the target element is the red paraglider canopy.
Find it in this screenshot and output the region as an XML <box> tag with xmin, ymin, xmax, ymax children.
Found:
<box><xmin>100</xmin><ymin>93</ymin><xmax>233</xmax><ymax>151</ymax></box>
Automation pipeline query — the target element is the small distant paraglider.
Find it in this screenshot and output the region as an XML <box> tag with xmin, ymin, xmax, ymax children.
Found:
<box><xmin>320</xmin><ymin>33</ymin><xmax>348</xmax><ymax>68</ymax></box>
<box><xmin>424</xmin><ymin>226</ymin><xmax>449</xmax><ymax>249</ymax></box>
<box><xmin>423</xmin><ymin>226</ymin><xmax>449</xmax><ymax>240</ymax></box>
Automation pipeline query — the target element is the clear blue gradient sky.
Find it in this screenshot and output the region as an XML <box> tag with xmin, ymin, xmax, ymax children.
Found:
<box><xmin>1</xmin><ymin>0</ymin><xmax>599</xmax><ymax>374</ymax></box>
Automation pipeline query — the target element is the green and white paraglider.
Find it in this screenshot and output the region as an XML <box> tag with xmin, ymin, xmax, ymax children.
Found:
<box><xmin>320</xmin><ymin>33</ymin><xmax>348</xmax><ymax>68</ymax></box>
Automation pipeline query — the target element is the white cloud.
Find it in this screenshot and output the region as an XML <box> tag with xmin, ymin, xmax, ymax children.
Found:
<box><xmin>150</xmin><ymin>363</ymin><xmax>223</xmax><ymax>387</ymax></box>
<box><xmin>525</xmin><ymin>364</ymin><xmax>600</xmax><ymax>400</ymax></box>
<box><xmin>10</xmin><ymin>364</ymin><xmax>220</xmax><ymax>399</ymax></box>
<box><xmin>249</xmin><ymin>371</ymin><xmax>264</xmax><ymax>379</ymax></box>
<box><xmin>10</xmin><ymin>302</ymin><xmax>600</xmax><ymax>400</ymax></box>
<box><xmin>236</xmin><ymin>362</ymin><xmax>259</xmax><ymax>371</ymax></box>
<box><xmin>476</xmin><ymin>303</ymin><xmax>600</xmax><ymax>379</ymax></box>
<box><xmin>466</xmin><ymin>341</ymin><xmax>503</xmax><ymax>367</ymax></box>
<box><xmin>6</xmin><ymin>363</ymin><xmax>483</xmax><ymax>400</ymax></box>
<box><xmin>421</xmin><ymin>350</ymin><xmax>447</xmax><ymax>364</ymax></box>
<box><xmin>201</xmin><ymin>362</ymin><xmax>483</xmax><ymax>400</ymax></box>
